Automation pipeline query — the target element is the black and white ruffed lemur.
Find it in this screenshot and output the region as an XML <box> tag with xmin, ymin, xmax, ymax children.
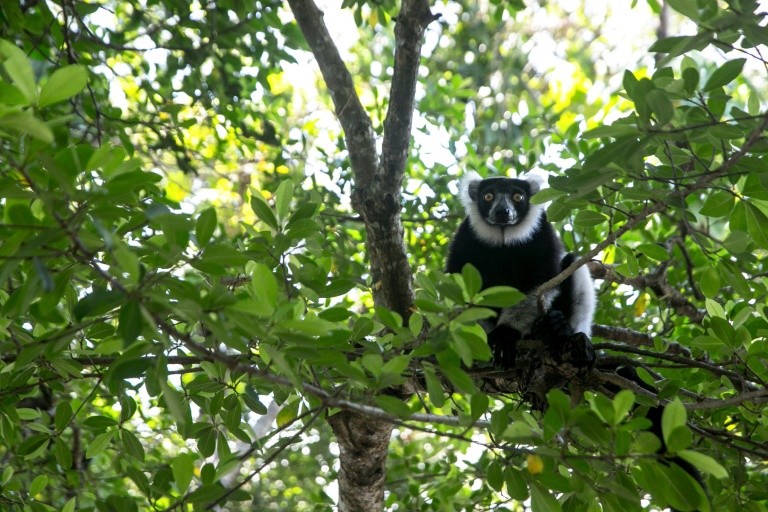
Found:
<box><xmin>445</xmin><ymin>171</ymin><xmax>706</xmax><ymax>511</ymax></box>
<box><xmin>445</xmin><ymin>170</ymin><xmax>595</xmax><ymax>367</ymax></box>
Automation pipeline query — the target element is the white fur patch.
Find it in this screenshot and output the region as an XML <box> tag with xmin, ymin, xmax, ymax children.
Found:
<box><xmin>568</xmin><ymin>264</ymin><xmax>595</xmax><ymax>337</ymax></box>
<box><xmin>459</xmin><ymin>170</ymin><xmax>483</xmax><ymax>213</ymax></box>
<box><xmin>459</xmin><ymin>171</ymin><xmax>545</xmax><ymax>247</ymax></box>
<box><xmin>518</xmin><ymin>169</ymin><xmax>548</xmax><ymax>194</ymax></box>
<box><xmin>502</xmin><ymin>204</ymin><xmax>544</xmax><ymax>245</ymax></box>
<box><xmin>465</xmin><ymin>202</ymin><xmax>544</xmax><ymax>247</ymax></box>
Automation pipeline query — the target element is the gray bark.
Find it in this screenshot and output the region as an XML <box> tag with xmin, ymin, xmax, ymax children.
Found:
<box><xmin>284</xmin><ymin>1</ymin><xmax>436</xmax><ymax>510</ymax></box>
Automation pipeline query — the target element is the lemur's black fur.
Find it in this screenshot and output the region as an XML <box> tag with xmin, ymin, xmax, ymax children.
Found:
<box><xmin>445</xmin><ymin>172</ymin><xmax>594</xmax><ymax>367</ymax></box>
<box><xmin>445</xmin><ymin>172</ymin><xmax>706</xmax><ymax>510</ymax></box>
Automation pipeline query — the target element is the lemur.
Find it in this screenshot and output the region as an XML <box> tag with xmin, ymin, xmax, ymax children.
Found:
<box><xmin>445</xmin><ymin>171</ymin><xmax>595</xmax><ymax>367</ymax></box>
<box><xmin>445</xmin><ymin>172</ymin><xmax>706</xmax><ymax>510</ymax></box>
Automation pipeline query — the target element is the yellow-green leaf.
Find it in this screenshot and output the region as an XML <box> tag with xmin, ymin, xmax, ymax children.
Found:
<box><xmin>38</xmin><ymin>64</ymin><xmax>88</xmax><ymax>108</ymax></box>
<box><xmin>172</xmin><ymin>453</ymin><xmax>194</xmax><ymax>494</ymax></box>
<box><xmin>0</xmin><ymin>40</ymin><xmax>35</xmax><ymax>102</ymax></box>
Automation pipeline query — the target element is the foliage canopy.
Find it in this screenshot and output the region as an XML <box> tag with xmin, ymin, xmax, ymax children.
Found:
<box><xmin>1</xmin><ymin>0</ymin><xmax>768</xmax><ymax>511</ymax></box>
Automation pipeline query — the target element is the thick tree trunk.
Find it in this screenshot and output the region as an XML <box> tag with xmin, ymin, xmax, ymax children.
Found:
<box><xmin>285</xmin><ymin>1</ymin><xmax>435</xmax><ymax>510</ymax></box>
<box><xmin>327</xmin><ymin>411</ymin><xmax>395</xmax><ymax>512</ymax></box>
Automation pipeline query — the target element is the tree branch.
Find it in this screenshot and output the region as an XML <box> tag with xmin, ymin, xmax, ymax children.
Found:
<box><xmin>589</xmin><ymin>262</ymin><xmax>705</xmax><ymax>323</ymax></box>
<box><xmin>591</xmin><ymin>323</ymin><xmax>692</xmax><ymax>357</ymax></box>
<box><xmin>593</xmin><ymin>342</ymin><xmax>758</xmax><ymax>389</ymax></box>
<box><xmin>285</xmin><ymin>0</ymin><xmax>378</xmax><ymax>183</ymax></box>
<box><xmin>537</xmin><ymin>110</ymin><xmax>768</xmax><ymax>302</ymax></box>
<box><xmin>287</xmin><ymin>0</ymin><xmax>436</xmax><ymax>317</ymax></box>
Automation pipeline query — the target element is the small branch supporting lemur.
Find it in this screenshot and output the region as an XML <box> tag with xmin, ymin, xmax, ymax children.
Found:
<box><xmin>591</xmin><ymin>324</ymin><xmax>692</xmax><ymax>357</ymax></box>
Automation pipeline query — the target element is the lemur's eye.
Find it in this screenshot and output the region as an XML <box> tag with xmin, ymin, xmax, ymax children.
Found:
<box><xmin>512</xmin><ymin>193</ymin><xmax>524</xmax><ymax>203</ymax></box>
<box><xmin>483</xmin><ymin>192</ymin><xmax>494</xmax><ymax>202</ymax></box>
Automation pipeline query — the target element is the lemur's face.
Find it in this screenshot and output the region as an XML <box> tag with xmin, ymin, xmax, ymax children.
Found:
<box><xmin>469</xmin><ymin>178</ymin><xmax>533</xmax><ymax>226</ymax></box>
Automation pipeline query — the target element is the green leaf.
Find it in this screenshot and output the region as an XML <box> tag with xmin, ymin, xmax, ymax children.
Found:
<box><xmin>274</xmin><ymin>180</ymin><xmax>294</xmax><ymax>221</ymax></box>
<box><xmin>453</xmin><ymin>307</ymin><xmax>496</xmax><ymax>324</ymax></box>
<box><xmin>113</xmin><ymin>243</ymin><xmax>140</xmax><ymax>284</ymax></box>
<box><xmin>197</xmin><ymin>426</ymin><xmax>217</xmax><ymax>458</ymax></box>
<box><xmin>0</xmin><ymin>40</ymin><xmax>36</xmax><ymax>102</ymax></box>
<box><xmin>666</xmin><ymin>0</ymin><xmax>699</xmax><ymax>20</ymax></box>
<box><xmin>120</xmin><ymin>395</ymin><xmax>138</xmax><ymax>423</ymax></box>
<box><xmin>615</xmin><ymin>245</ymin><xmax>640</xmax><ymax>277</ymax></box>
<box><xmin>121</xmin><ymin>429</ymin><xmax>146</xmax><ymax>462</ymax></box>
<box><xmin>678</xmin><ymin>449</ymin><xmax>728</xmax><ymax>479</ymax></box>
<box><xmin>699</xmin><ymin>266</ymin><xmax>721</xmax><ymax>299</ymax></box>
<box><xmin>423</xmin><ymin>366</ymin><xmax>445</xmax><ymax>407</ymax></box>
<box><xmin>276</xmin><ymin>399</ymin><xmax>300</xmax><ymax>427</ymax></box>
<box><xmin>33</xmin><ymin>257</ymin><xmax>54</xmax><ymax>292</ymax></box>
<box><xmin>470</xmin><ymin>392</ymin><xmax>489</xmax><ymax>421</ymax></box>
<box><xmin>82</xmin><ymin>415</ymin><xmax>119</xmax><ymax>430</ymax></box>
<box><xmin>613</xmin><ymin>390</ymin><xmax>635</xmax><ymax>424</ymax></box>
<box><xmin>248</xmin><ymin>263</ymin><xmax>278</xmax><ymax>316</ymax></box>
<box><xmin>61</xmin><ymin>497</ymin><xmax>77</xmax><ymax>512</ymax></box>
<box><xmin>376</xmin><ymin>306</ymin><xmax>403</xmax><ymax>330</ymax></box>
<box><xmin>17</xmin><ymin>434</ymin><xmax>50</xmax><ymax>457</ymax></box>
<box><xmin>623</xmin><ymin>70</ymin><xmax>639</xmax><ymax>97</ymax></box>
<box><xmin>704</xmin><ymin>58</ymin><xmax>746</xmax><ymax>91</ymax></box>
<box><xmin>583</xmin><ymin>137</ymin><xmax>642</xmax><ymax>171</ymax></box>
<box><xmin>645</xmin><ymin>89</ymin><xmax>674</xmax><ymax>125</ymax></box>
<box><xmin>530</xmin><ymin>481</ymin><xmax>562</xmax><ymax>512</ymax></box>
<box><xmin>349</xmin><ymin>316</ymin><xmax>375</xmax><ymax>341</ymax></box>
<box><xmin>659</xmin><ymin>462</ymin><xmax>708</xmax><ymax>511</ymax></box>
<box><xmin>461</xmin><ymin>263</ymin><xmax>483</xmax><ymax>297</ymax></box>
<box><xmin>105</xmin><ymin>170</ymin><xmax>162</xmax><ymax>194</ymax></box>
<box><xmin>172</xmin><ymin>453</ymin><xmax>194</xmax><ymax>494</ymax></box>
<box><xmin>505</xmin><ymin>468</ymin><xmax>529</xmax><ymax>501</ymax></box>
<box><xmin>487</xmin><ymin>461</ymin><xmax>503</xmax><ymax>491</ymax></box>
<box><xmin>574</xmin><ymin>210</ymin><xmax>608</xmax><ymax>228</ymax></box>
<box><xmin>682</xmin><ymin>67</ymin><xmax>699</xmax><ymax>94</ymax></box>
<box><xmin>315</xmin><ymin>278</ymin><xmax>356</xmax><ymax>298</ymax></box>
<box><xmin>408</xmin><ymin>311</ymin><xmax>424</xmax><ymax>338</ymax></box>
<box><xmin>29</xmin><ymin>474</ymin><xmax>48</xmax><ymax>496</ymax></box>
<box><xmin>85</xmin><ymin>431</ymin><xmax>115</xmax><ymax>458</ymax></box>
<box><xmin>381</xmin><ymin>355</ymin><xmax>411</xmax><ymax>378</ymax></box>
<box><xmin>38</xmin><ymin>64</ymin><xmax>88</xmax><ymax>108</ymax></box>
<box><xmin>250</xmin><ymin>192</ymin><xmax>278</xmax><ymax>230</ymax></box>
<box><xmin>661</xmin><ymin>398</ymin><xmax>687</xmax><ymax>449</ymax></box>
<box><xmin>362</xmin><ymin>353</ymin><xmax>383</xmax><ymax>377</ymax></box>
<box><xmin>744</xmin><ymin>203</ymin><xmax>768</xmax><ymax>249</ymax></box>
<box><xmin>73</xmin><ymin>288</ymin><xmax>124</xmax><ymax>320</ymax></box>
<box><xmin>195</xmin><ymin>207</ymin><xmax>217</xmax><ymax>247</ymax></box>
<box><xmin>439</xmin><ymin>364</ymin><xmax>475</xmax><ymax>394</ymax></box>
<box><xmin>1</xmin><ymin>467</ymin><xmax>13</xmax><ymax>486</ymax></box>
<box><xmin>54</xmin><ymin>438</ymin><xmax>73</xmax><ymax>470</ymax></box>
<box><xmin>118</xmin><ymin>300</ymin><xmax>144</xmax><ymax>346</ymax></box>
<box><xmin>374</xmin><ymin>395</ymin><xmax>412</xmax><ymax>418</ymax></box>
<box><xmin>200</xmin><ymin>244</ymin><xmax>250</xmax><ymax>266</ymax></box>
<box><xmin>54</xmin><ymin>402</ymin><xmax>73</xmax><ymax>432</ymax></box>
<box><xmin>0</xmin><ymin>111</ymin><xmax>53</xmax><ymax>143</ymax></box>
<box><xmin>700</xmin><ymin>191</ymin><xmax>734</xmax><ymax>217</ymax></box>
<box><xmin>477</xmin><ymin>286</ymin><xmax>524</xmax><ymax>308</ymax></box>
<box><xmin>581</xmin><ymin>124</ymin><xmax>640</xmax><ymax>140</ymax></box>
<box><xmin>160</xmin><ymin>380</ymin><xmax>190</xmax><ymax>431</ymax></box>
<box><xmin>635</xmin><ymin>243</ymin><xmax>669</xmax><ymax>261</ymax></box>
<box><xmin>414</xmin><ymin>298</ymin><xmax>449</xmax><ymax>313</ymax></box>
<box><xmin>650</xmin><ymin>35</ymin><xmax>694</xmax><ymax>54</ymax></box>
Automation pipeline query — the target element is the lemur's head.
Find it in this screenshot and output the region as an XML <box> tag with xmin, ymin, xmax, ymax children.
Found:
<box><xmin>459</xmin><ymin>171</ymin><xmax>546</xmax><ymax>246</ymax></box>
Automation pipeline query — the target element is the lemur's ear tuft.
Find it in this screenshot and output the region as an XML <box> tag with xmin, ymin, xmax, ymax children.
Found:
<box><xmin>459</xmin><ymin>171</ymin><xmax>483</xmax><ymax>212</ymax></box>
<box><xmin>519</xmin><ymin>170</ymin><xmax>548</xmax><ymax>195</ymax></box>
